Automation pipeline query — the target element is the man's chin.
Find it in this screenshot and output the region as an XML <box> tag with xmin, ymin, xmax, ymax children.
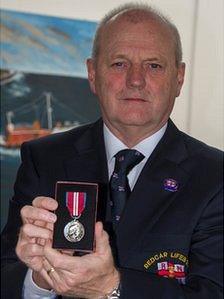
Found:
<box><xmin>117</xmin><ymin>117</ymin><xmax>152</xmax><ymax>128</ymax></box>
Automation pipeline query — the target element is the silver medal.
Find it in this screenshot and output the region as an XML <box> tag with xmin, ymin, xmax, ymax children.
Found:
<box><xmin>64</xmin><ymin>219</ymin><xmax>85</xmax><ymax>242</ymax></box>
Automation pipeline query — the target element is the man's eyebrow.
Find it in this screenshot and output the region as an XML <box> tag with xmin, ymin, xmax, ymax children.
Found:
<box><xmin>109</xmin><ymin>55</ymin><xmax>164</xmax><ymax>62</ymax></box>
<box><xmin>110</xmin><ymin>53</ymin><xmax>162</xmax><ymax>61</ymax></box>
<box><xmin>109</xmin><ymin>54</ymin><xmax>128</xmax><ymax>60</ymax></box>
<box><xmin>143</xmin><ymin>57</ymin><xmax>161</xmax><ymax>62</ymax></box>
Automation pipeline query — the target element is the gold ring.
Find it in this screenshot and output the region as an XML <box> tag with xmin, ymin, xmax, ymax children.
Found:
<box><xmin>47</xmin><ymin>267</ymin><xmax>55</xmax><ymax>275</ymax></box>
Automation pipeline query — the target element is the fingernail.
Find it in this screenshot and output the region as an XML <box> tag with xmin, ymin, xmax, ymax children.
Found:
<box><xmin>49</xmin><ymin>213</ymin><xmax>57</xmax><ymax>222</ymax></box>
<box><xmin>49</xmin><ymin>199</ymin><xmax>56</xmax><ymax>206</ymax></box>
<box><xmin>51</xmin><ymin>201</ymin><xmax>58</xmax><ymax>210</ymax></box>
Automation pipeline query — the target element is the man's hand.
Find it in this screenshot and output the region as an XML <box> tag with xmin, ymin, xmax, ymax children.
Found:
<box><xmin>15</xmin><ymin>196</ymin><xmax>58</xmax><ymax>289</ymax></box>
<box><xmin>43</xmin><ymin>221</ymin><xmax>120</xmax><ymax>299</ymax></box>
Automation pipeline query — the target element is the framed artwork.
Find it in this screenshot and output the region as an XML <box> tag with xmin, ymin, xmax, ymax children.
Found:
<box><xmin>0</xmin><ymin>9</ymin><xmax>100</xmax><ymax>231</ymax></box>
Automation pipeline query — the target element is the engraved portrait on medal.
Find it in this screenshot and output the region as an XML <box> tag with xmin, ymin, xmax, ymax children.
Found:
<box><xmin>64</xmin><ymin>219</ymin><xmax>85</xmax><ymax>242</ymax></box>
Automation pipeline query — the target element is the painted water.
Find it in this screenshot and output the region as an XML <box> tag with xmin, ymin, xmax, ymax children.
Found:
<box><xmin>1</xmin><ymin>71</ymin><xmax>100</xmax><ymax>231</ymax></box>
<box><xmin>0</xmin><ymin>9</ymin><xmax>99</xmax><ymax>231</ymax></box>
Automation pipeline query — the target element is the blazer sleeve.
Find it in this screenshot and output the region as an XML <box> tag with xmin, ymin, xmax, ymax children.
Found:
<box><xmin>1</xmin><ymin>142</ymin><xmax>41</xmax><ymax>298</ymax></box>
<box><xmin>119</xmin><ymin>188</ymin><xmax>223</xmax><ymax>299</ymax></box>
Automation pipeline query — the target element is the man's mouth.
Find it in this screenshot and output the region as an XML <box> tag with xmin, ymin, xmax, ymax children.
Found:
<box><xmin>122</xmin><ymin>98</ymin><xmax>146</xmax><ymax>102</ymax></box>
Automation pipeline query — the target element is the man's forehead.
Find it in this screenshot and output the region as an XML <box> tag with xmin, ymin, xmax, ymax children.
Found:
<box><xmin>102</xmin><ymin>11</ymin><xmax>172</xmax><ymax>39</ymax></box>
<box><xmin>101</xmin><ymin>17</ymin><xmax>173</xmax><ymax>48</ymax></box>
<box><xmin>105</xmin><ymin>9</ymin><xmax>166</xmax><ymax>29</ymax></box>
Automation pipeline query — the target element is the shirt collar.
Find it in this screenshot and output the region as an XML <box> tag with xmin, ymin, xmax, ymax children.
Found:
<box><xmin>103</xmin><ymin>123</ymin><xmax>167</xmax><ymax>163</ymax></box>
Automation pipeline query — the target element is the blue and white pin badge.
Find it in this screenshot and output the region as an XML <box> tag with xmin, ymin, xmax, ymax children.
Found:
<box><xmin>164</xmin><ymin>178</ymin><xmax>178</xmax><ymax>192</ymax></box>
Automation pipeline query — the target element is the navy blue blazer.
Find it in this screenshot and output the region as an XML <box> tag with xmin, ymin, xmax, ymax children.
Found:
<box><xmin>1</xmin><ymin>119</ymin><xmax>223</xmax><ymax>298</ymax></box>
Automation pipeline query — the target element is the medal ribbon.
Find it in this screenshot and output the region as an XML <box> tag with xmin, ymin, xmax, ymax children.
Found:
<box><xmin>66</xmin><ymin>192</ymin><xmax>86</xmax><ymax>218</ymax></box>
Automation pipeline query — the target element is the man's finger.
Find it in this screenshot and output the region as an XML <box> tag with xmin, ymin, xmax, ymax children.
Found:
<box><xmin>34</xmin><ymin>219</ymin><xmax>54</xmax><ymax>229</ymax></box>
<box><xmin>60</xmin><ymin>249</ymin><xmax>75</xmax><ymax>256</ymax></box>
<box><xmin>34</xmin><ymin>220</ymin><xmax>54</xmax><ymax>246</ymax></box>
<box><xmin>19</xmin><ymin>243</ymin><xmax>44</xmax><ymax>258</ymax></box>
<box><xmin>21</xmin><ymin>205</ymin><xmax>57</xmax><ymax>224</ymax></box>
<box><xmin>44</xmin><ymin>240</ymin><xmax>81</xmax><ymax>271</ymax></box>
<box><xmin>21</xmin><ymin>223</ymin><xmax>53</xmax><ymax>239</ymax></box>
<box><xmin>38</xmin><ymin>268</ymin><xmax>54</xmax><ymax>291</ymax></box>
<box><xmin>32</xmin><ymin>196</ymin><xmax>58</xmax><ymax>211</ymax></box>
<box><xmin>16</xmin><ymin>243</ymin><xmax>44</xmax><ymax>269</ymax></box>
<box><xmin>95</xmin><ymin>221</ymin><xmax>110</xmax><ymax>255</ymax></box>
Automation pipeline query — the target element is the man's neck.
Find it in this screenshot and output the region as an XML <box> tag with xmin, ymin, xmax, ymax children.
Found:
<box><xmin>104</xmin><ymin>121</ymin><xmax>167</xmax><ymax>148</ymax></box>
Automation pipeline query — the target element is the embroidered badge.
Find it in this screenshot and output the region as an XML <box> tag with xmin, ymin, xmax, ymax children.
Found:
<box><xmin>163</xmin><ymin>178</ymin><xmax>178</xmax><ymax>192</ymax></box>
<box><xmin>144</xmin><ymin>251</ymin><xmax>188</xmax><ymax>285</ymax></box>
<box><xmin>157</xmin><ymin>261</ymin><xmax>186</xmax><ymax>284</ymax></box>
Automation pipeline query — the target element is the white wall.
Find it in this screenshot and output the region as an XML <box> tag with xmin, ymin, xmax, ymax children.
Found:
<box><xmin>189</xmin><ymin>0</ymin><xmax>224</xmax><ymax>149</ymax></box>
<box><xmin>1</xmin><ymin>0</ymin><xmax>223</xmax><ymax>149</ymax></box>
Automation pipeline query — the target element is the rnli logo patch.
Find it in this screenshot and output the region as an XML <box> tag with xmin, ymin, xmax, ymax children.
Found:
<box><xmin>163</xmin><ymin>178</ymin><xmax>178</xmax><ymax>192</ymax></box>
<box><xmin>144</xmin><ymin>251</ymin><xmax>188</xmax><ymax>284</ymax></box>
<box><xmin>157</xmin><ymin>261</ymin><xmax>186</xmax><ymax>284</ymax></box>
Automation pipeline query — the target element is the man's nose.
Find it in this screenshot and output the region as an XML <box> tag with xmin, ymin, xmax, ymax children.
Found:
<box><xmin>126</xmin><ymin>65</ymin><xmax>146</xmax><ymax>89</ymax></box>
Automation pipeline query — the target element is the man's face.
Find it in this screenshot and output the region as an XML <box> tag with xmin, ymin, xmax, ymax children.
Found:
<box><xmin>87</xmin><ymin>17</ymin><xmax>185</xmax><ymax>135</ymax></box>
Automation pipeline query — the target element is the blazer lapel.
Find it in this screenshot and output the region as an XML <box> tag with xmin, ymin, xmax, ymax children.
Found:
<box><xmin>63</xmin><ymin>119</ymin><xmax>109</xmax><ymax>222</ymax></box>
<box><xmin>115</xmin><ymin>120</ymin><xmax>191</xmax><ymax>263</ymax></box>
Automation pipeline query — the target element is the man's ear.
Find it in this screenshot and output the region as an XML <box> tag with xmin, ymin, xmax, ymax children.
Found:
<box><xmin>86</xmin><ymin>58</ymin><xmax>96</xmax><ymax>94</ymax></box>
<box><xmin>176</xmin><ymin>62</ymin><xmax>185</xmax><ymax>97</ymax></box>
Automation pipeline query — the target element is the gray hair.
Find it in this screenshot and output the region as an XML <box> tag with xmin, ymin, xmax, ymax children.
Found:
<box><xmin>91</xmin><ymin>2</ymin><xmax>183</xmax><ymax>66</ymax></box>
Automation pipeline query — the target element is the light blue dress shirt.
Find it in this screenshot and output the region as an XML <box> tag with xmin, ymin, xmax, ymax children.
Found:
<box><xmin>104</xmin><ymin>123</ymin><xmax>167</xmax><ymax>190</ymax></box>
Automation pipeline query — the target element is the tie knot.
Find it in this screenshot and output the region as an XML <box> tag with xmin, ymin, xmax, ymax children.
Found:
<box><xmin>114</xmin><ymin>149</ymin><xmax>144</xmax><ymax>175</ymax></box>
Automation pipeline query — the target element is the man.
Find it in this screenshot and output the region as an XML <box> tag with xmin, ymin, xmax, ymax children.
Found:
<box><xmin>1</xmin><ymin>3</ymin><xmax>223</xmax><ymax>299</ymax></box>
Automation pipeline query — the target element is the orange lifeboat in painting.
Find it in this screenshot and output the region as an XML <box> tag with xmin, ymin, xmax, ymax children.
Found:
<box><xmin>1</xmin><ymin>92</ymin><xmax>80</xmax><ymax>148</ymax></box>
<box><xmin>5</xmin><ymin>121</ymin><xmax>51</xmax><ymax>148</ymax></box>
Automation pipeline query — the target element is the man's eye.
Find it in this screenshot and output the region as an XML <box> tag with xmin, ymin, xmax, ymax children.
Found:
<box><xmin>112</xmin><ymin>62</ymin><xmax>126</xmax><ymax>68</ymax></box>
<box><xmin>149</xmin><ymin>63</ymin><xmax>162</xmax><ymax>69</ymax></box>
